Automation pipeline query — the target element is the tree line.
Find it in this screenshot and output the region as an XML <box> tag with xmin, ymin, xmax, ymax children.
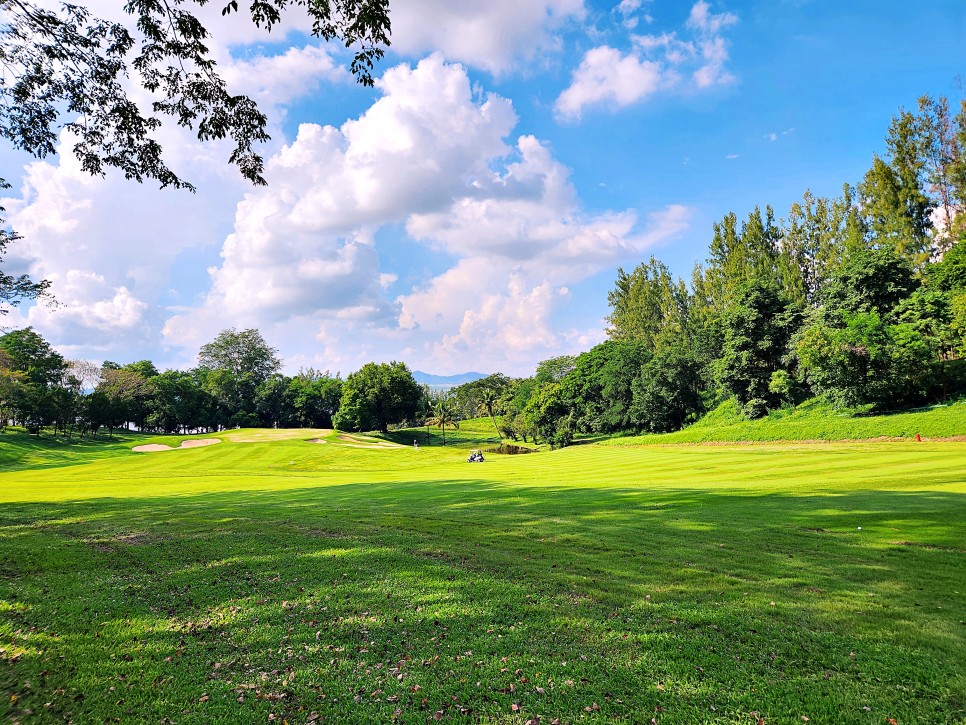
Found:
<box><xmin>2</xmin><ymin>95</ymin><xmax>965</xmax><ymax>444</ymax></box>
<box><xmin>0</xmin><ymin>328</ymin><xmax>339</xmax><ymax>436</ymax></box>
<box><xmin>441</xmin><ymin>94</ymin><xmax>966</xmax><ymax>446</ymax></box>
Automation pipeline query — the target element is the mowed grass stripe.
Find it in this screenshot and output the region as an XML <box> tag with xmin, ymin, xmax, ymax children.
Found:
<box><xmin>6</xmin><ymin>440</ymin><xmax>966</xmax><ymax>501</ymax></box>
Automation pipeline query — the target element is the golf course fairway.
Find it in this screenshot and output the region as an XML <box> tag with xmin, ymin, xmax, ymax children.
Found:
<box><xmin>1</xmin><ymin>429</ymin><xmax>964</xmax><ymax>723</ymax></box>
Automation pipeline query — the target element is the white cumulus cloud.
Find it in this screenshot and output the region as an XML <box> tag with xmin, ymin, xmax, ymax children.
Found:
<box><xmin>555</xmin><ymin>1</ymin><xmax>738</xmax><ymax>120</ymax></box>
<box><xmin>555</xmin><ymin>47</ymin><xmax>665</xmax><ymax>121</ymax></box>
<box><xmin>164</xmin><ymin>56</ymin><xmax>692</xmax><ymax>375</ymax></box>
<box><xmin>389</xmin><ymin>0</ymin><xmax>585</xmax><ymax>75</ymax></box>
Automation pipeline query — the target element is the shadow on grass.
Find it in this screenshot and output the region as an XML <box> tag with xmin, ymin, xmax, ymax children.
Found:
<box><xmin>1</xmin><ymin>482</ymin><xmax>964</xmax><ymax>723</ymax></box>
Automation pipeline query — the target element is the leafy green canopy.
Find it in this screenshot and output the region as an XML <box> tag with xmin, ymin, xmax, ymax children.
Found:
<box><xmin>0</xmin><ymin>186</ymin><xmax>50</xmax><ymax>315</ymax></box>
<box><xmin>333</xmin><ymin>361</ymin><xmax>421</xmax><ymax>433</ymax></box>
<box><xmin>0</xmin><ymin>0</ymin><xmax>391</xmax><ymax>189</ymax></box>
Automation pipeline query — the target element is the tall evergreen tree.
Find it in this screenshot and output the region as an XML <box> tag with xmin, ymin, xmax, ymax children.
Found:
<box><xmin>859</xmin><ymin>109</ymin><xmax>933</xmax><ymax>268</ymax></box>
<box><xmin>606</xmin><ymin>257</ymin><xmax>689</xmax><ymax>347</ymax></box>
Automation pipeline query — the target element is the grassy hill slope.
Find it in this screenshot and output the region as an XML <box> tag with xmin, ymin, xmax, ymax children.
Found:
<box><xmin>606</xmin><ymin>397</ymin><xmax>966</xmax><ymax>445</ymax></box>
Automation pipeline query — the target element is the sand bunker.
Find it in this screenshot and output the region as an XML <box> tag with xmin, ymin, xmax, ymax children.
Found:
<box><xmin>132</xmin><ymin>438</ymin><xmax>221</xmax><ymax>453</ymax></box>
<box><xmin>306</xmin><ymin>438</ymin><xmax>327</xmax><ymax>444</ymax></box>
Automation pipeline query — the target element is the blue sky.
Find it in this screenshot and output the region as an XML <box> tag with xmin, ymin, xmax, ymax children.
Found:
<box><xmin>3</xmin><ymin>0</ymin><xmax>964</xmax><ymax>376</ymax></box>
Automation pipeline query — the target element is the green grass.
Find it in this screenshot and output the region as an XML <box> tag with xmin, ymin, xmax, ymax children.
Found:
<box><xmin>0</xmin><ymin>428</ymin><xmax>154</xmax><ymax>471</ymax></box>
<box><xmin>1</xmin><ymin>428</ymin><xmax>965</xmax><ymax>723</ymax></box>
<box><xmin>606</xmin><ymin>397</ymin><xmax>966</xmax><ymax>446</ymax></box>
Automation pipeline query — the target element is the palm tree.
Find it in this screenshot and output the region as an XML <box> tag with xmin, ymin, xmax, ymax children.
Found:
<box><xmin>476</xmin><ymin>388</ymin><xmax>501</xmax><ymax>440</ymax></box>
<box><xmin>426</xmin><ymin>396</ymin><xmax>460</xmax><ymax>446</ymax></box>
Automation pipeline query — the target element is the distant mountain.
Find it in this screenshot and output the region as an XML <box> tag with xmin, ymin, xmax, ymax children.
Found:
<box><xmin>412</xmin><ymin>371</ymin><xmax>488</xmax><ymax>389</ymax></box>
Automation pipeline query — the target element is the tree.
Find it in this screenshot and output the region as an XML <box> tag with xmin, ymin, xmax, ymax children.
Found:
<box><xmin>68</xmin><ymin>359</ymin><xmax>102</xmax><ymax>391</ymax></box>
<box><xmin>0</xmin><ymin>327</ymin><xmax>67</xmax><ymax>387</ymax></box>
<box><xmin>797</xmin><ymin>311</ymin><xmax>908</xmax><ymax>409</ymax></box>
<box><xmin>560</xmin><ymin>339</ymin><xmax>649</xmax><ymax>433</ymax></box>
<box><xmin>1</xmin><ymin>195</ymin><xmax>50</xmax><ymax>314</ymax></box>
<box><xmin>198</xmin><ymin>328</ymin><xmax>280</xmax><ymax>380</ymax></box>
<box><xmin>450</xmin><ymin>373</ymin><xmax>511</xmax><ymax>420</ymax></box>
<box><xmin>630</xmin><ymin>338</ymin><xmax>704</xmax><ymax>433</ymax></box>
<box><xmin>534</xmin><ymin>355</ymin><xmax>577</xmax><ymax>384</ymax></box>
<box><xmin>607</xmin><ymin>257</ymin><xmax>689</xmax><ymax>347</ymax></box>
<box><xmin>476</xmin><ymin>387</ymin><xmax>501</xmax><ymax>439</ymax></box>
<box><xmin>858</xmin><ymin>109</ymin><xmax>933</xmax><ymax>268</ymax></box>
<box><xmin>522</xmin><ymin>382</ymin><xmax>571</xmax><ymax>448</ymax></box>
<box><xmin>917</xmin><ymin>95</ymin><xmax>960</xmax><ymax>249</ymax></box>
<box><xmin>97</xmin><ymin>367</ymin><xmax>153</xmax><ymax>433</ymax></box>
<box><xmin>122</xmin><ymin>360</ymin><xmax>160</xmax><ymax>379</ymax></box>
<box><xmin>332</xmin><ymin>361</ymin><xmax>421</xmax><ymax>433</ymax></box>
<box><xmin>778</xmin><ymin>187</ymin><xmax>865</xmax><ymax>306</ymax></box>
<box><xmin>702</xmin><ymin>208</ymin><xmax>782</xmax><ymax>310</ymax></box>
<box><xmin>0</xmin><ymin>348</ymin><xmax>24</xmax><ymax>430</ymax></box>
<box><xmin>146</xmin><ymin>370</ymin><xmax>215</xmax><ymax>433</ymax></box>
<box><xmin>952</xmin><ymin>293</ymin><xmax>966</xmax><ymax>358</ymax></box>
<box><xmin>0</xmin><ymin>0</ymin><xmax>391</xmax><ymax>190</ymax></box>
<box><xmin>425</xmin><ymin>395</ymin><xmax>460</xmax><ymax>446</ymax></box>
<box><xmin>256</xmin><ymin>373</ymin><xmax>295</xmax><ymax>428</ymax></box>
<box><xmin>198</xmin><ymin>328</ymin><xmax>280</xmax><ymax>423</ymax></box>
<box><xmin>821</xmin><ymin>247</ymin><xmax>916</xmax><ymax>318</ymax></box>
<box><xmin>297</xmin><ymin>372</ymin><xmax>342</xmax><ymax>428</ymax></box>
<box><xmin>928</xmin><ymin>239</ymin><xmax>966</xmax><ymax>293</ymax></box>
<box><xmin>496</xmin><ymin>377</ymin><xmax>539</xmax><ymax>442</ymax></box>
<box><xmin>716</xmin><ymin>278</ymin><xmax>799</xmax><ymax>418</ymax></box>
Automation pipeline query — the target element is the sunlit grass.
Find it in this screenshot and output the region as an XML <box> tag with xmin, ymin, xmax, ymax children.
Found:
<box><xmin>607</xmin><ymin>397</ymin><xmax>966</xmax><ymax>445</ymax></box>
<box><xmin>1</xmin><ymin>428</ymin><xmax>964</xmax><ymax>723</ymax></box>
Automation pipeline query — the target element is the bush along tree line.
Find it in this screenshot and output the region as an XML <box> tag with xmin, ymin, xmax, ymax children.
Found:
<box><xmin>2</xmin><ymin>96</ymin><xmax>965</xmax><ymax>443</ymax></box>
